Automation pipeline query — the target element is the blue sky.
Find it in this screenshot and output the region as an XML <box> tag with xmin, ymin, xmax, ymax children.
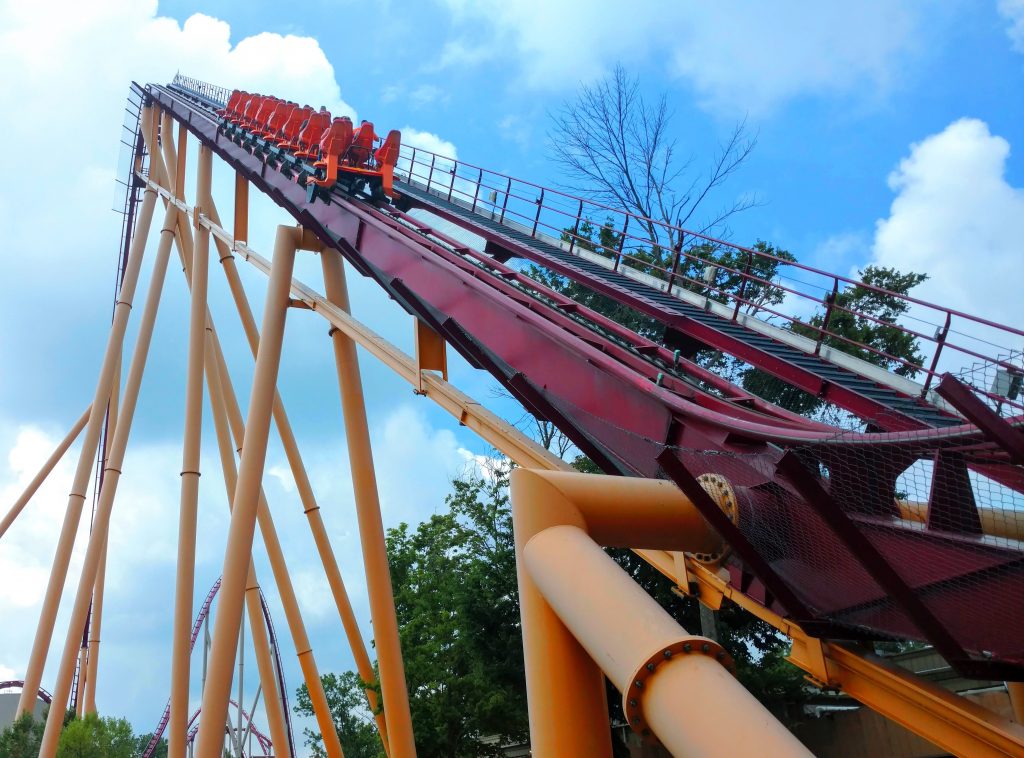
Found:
<box><xmin>1</xmin><ymin>1</ymin><xmax>1023</xmax><ymax>754</ymax></box>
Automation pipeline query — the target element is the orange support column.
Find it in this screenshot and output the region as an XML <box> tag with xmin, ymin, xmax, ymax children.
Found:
<box><xmin>168</xmin><ymin>140</ymin><xmax>212</xmax><ymax>757</ymax></box>
<box><xmin>510</xmin><ymin>468</ymin><xmax>808</xmax><ymax>757</ymax></box>
<box><xmin>524</xmin><ymin>524</ymin><xmax>810</xmax><ymax>756</ymax></box>
<box><xmin>234</xmin><ymin>172</ymin><xmax>248</xmax><ymax>244</ymax></box>
<box><xmin>1009</xmin><ymin>682</ymin><xmax>1024</xmax><ymax>724</ymax></box>
<box><xmin>193</xmin><ymin>226</ymin><xmax>300</xmax><ymax>757</ymax></box>
<box><xmin>0</xmin><ymin>407</ymin><xmax>89</xmax><ymax>540</ymax></box>
<box><xmin>16</xmin><ymin>122</ymin><xmax>158</xmax><ymax>717</ymax></box>
<box><xmin>321</xmin><ymin>248</ymin><xmax>417</xmax><ymax>757</ymax></box>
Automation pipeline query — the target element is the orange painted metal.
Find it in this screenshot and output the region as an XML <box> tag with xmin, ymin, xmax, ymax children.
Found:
<box><xmin>16</xmin><ymin>121</ymin><xmax>159</xmax><ymax>719</ymax></box>
<box><xmin>168</xmin><ymin>140</ymin><xmax>211</xmax><ymax>758</ymax></box>
<box><xmin>83</xmin><ymin>364</ymin><xmax>120</xmax><ymax>716</ymax></box>
<box><xmin>0</xmin><ymin>406</ymin><xmax>89</xmax><ymax>540</ymax></box>
<box><xmin>321</xmin><ymin>247</ymin><xmax>417</xmax><ymax>757</ymax></box>
<box><xmin>192</xmin><ymin>225</ymin><xmax>299</xmax><ymax>756</ymax></box>
<box><xmin>205</xmin><ymin>335</ymin><xmax>300</xmax><ymax>757</ymax></box>
<box><xmin>308</xmin><ymin>117</ymin><xmax>354</xmax><ymax>187</ymax></box>
<box><xmin>510</xmin><ymin>468</ymin><xmax>810</xmax><ymax>755</ymax></box>
<box><xmin>375</xmin><ymin>130</ymin><xmax>401</xmax><ymax>197</ymax></box>
<box><xmin>525</xmin><ymin>524</ymin><xmax>810</xmax><ymax>756</ymax></box>
<box><xmin>207</xmin><ymin>197</ymin><xmax>390</xmax><ymax>755</ymax></box>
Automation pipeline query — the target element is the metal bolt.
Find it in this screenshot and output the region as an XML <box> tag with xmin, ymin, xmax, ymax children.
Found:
<box><xmin>646</xmin><ymin>663</ymin><xmax>655</xmax><ymax>672</ymax></box>
<box><xmin>683</xmin><ymin>643</ymin><xmax>691</xmax><ymax>653</ymax></box>
<box><xmin>663</xmin><ymin>649</ymin><xmax>672</xmax><ymax>658</ymax></box>
<box><xmin>634</xmin><ymin>680</ymin><xmax>643</xmax><ymax>689</ymax></box>
<box><xmin>702</xmin><ymin>643</ymin><xmax>710</xmax><ymax>653</ymax></box>
<box><xmin>628</xmin><ymin>699</ymin><xmax>638</xmax><ymax>707</ymax></box>
<box><xmin>716</xmin><ymin>652</ymin><xmax>725</xmax><ymax>662</ymax></box>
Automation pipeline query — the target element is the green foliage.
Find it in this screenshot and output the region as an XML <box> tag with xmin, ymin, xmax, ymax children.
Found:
<box><xmin>136</xmin><ymin>732</ymin><xmax>168</xmax><ymax>757</ymax></box>
<box><xmin>55</xmin><ymin>713</ymin><xmax>136</xmax><ymax>758</ymax></box>
<box><xmin>295</xmin><ymin>671</ymin><xmax>382</xmax><ymax>758</ymax></box>
<box><xmin>742</xmin><ymin>264</ymin><xmax>929</xmax><ymax>417</ymax></box>
<box><xmin>793</xmin><ymin>265</ymin><xmax>929</xmax><ymax>377</ymax></box>
<box><xmin>296</xmin><ymin>469</ymin><xmax>528</xmax><ymax>757</ymax></box>
<box><xmin>0</xmin><ymin>712</ymin><xmax>44</xmax><ymax>758</ymax></box>
<box><xmin>0</xmin><ymin>712</ymin><xmax>138</xmax><ymax>758</ymax></box>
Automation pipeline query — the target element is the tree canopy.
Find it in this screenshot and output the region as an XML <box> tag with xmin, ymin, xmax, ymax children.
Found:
<box><xmin>296</xmin><ymin>462</ymin><xmax>811</xmax><ymax>756</ymax></box>
<box><xmin>295</xmin><ymin>469</ymin><xmax>528</xmax><ymax>758</ymax></box>
<box><xmin>0</xmin><ymin>711</ymin><xmax>143</xmax><ymax>758</ymax></box>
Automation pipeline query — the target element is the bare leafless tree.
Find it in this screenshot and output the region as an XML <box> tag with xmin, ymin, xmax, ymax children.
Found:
<box><xmin>550</xmin><ymin>64</ymin><xmax>758</xmax><ymax>260</ymax></box>
<box><xmin>489</xmin><ymin>385</ymin><xmax>575</xmax><ymax>460</ymax></box>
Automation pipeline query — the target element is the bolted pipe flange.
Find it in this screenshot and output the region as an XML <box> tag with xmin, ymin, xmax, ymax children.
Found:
<box><xmin>691</xmin><ymin>473</ymin><xmax>738</xmax><ymax>565</ymax></box>
<box><xmin>623</xmin><ymin>635</ymin><xmax>734</xmax><ymax>739</ymax></box>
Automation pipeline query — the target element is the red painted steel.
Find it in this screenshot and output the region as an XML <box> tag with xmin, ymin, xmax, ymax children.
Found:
<box><xmin>156</xmin><ymin>79</ymin><xmax>1024</xmax><ymax>679</ymax></box>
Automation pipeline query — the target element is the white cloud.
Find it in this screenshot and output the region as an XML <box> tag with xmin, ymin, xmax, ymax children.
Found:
<box><xmin>869</xmin><ymin>118</ymin><xmax>1024</xmax><ymax>370</ymax></box>
<box><xmin>410</xmin><ymin>83</ymin><xmax>447</xmax><ymax>108</ymax></box>
<box><xmin>429</xmin><ymin>38</ymin><xmax>495</xmax><ymax>71</ymax></box>
<box><xmin>0</xmin><ymin>2</ymin><xmax>476</xmax><ymax>748</ymax></box>
<box><xmin>400</xmin><ymin>126</ymin><xmax>458</xmax><ymax>159</ymax></box>
<box><xmin>437</xmin><ymin>0</ymin><xmax>926</xmax><ymax>114</ymax></box>
<box><xmin>998</xmin><ymin>0</ymin><xmax>1024</xmax><ymax>51</ymax></box>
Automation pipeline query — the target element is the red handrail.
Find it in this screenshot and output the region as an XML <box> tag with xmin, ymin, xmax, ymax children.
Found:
<box><xmin>396</xmin><ymin>143</ymin><xmax>1024</xmax><ymax>406</ymax></box>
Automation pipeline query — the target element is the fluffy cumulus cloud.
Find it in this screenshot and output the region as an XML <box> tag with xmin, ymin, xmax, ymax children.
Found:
<box><xmin>0</xmin><ymin>0</ymin><xmax>472</xmax><ymax>746</ymax></box>
<box><xmin>437</xmin><ymin>0</ymin><xmax>925</xmax><ymax>113</ymax></box>
<box><xmin>0</xmin><ymin>0</ymin><xmax>362</xmax><ymax>419</ymax></box>
<box><xmin>999</xmin><ymin>0</ymin><xmax>1024</xmax><ymax>51</ymax></box>
<box><xmin>400</xmin><ymin>126</ymin><xmax>459</xmax><ymax>159</ymax></box>
<box><xmin>869</xmin><ymin>118</ymin><xmax>1024</xmax><ymax>368</ymax></box>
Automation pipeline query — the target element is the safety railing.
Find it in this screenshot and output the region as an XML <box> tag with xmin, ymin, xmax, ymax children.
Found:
<box><xmin>164</xmin><ymin>75</ymin><xmax>1024</xmax><ymax>416</ymax></box>
<box><xmin>394</xmin><ymin>143</ymin><xmax>1024</xmax><ymax>414</ymax></box>
<box><xmin>171</xmin><ymin>73</ymin><xmax>231</xmax><ymax>108</ymax></box>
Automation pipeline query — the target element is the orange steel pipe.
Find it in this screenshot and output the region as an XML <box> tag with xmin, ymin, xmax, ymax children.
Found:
<box><xmin>1009</xmin><ymin>682</ymin><xmax>1024</xmax><ymax>724</ymax></box>
<box><xmin>84</xmin><ymin>358</ymin><xmax>122</xmax><ymax>715</ymax></box>
<box><xmin>207</xmin><ymin>198</ymin><xmax>389</xmax><ymax>755</ymax></box>
<box><xmin>169</xmin><ymin>141</ymin><xmax>211</xmax><ymax>757</ymax></box>
<box><xmin>321</xmin><ymin>247</ymin><xmax>416</xmax><ymax>757</ymax></box>
<box><xmin>16</xmin><ymin>136</ymin><xmax>158</xmax><ymax>717</ymax></box>
<box><xmin>512</xmin><ymin>468</ymin><xmax>698</xmax><ymax>755</ymax></box>
<box><xmin>145</xmin><ymin>127</ymin><xmax>342</xmax><ymax>756</ymax></box>
<box><xmin>514</xmin><ymin>469</ymin><xmax>723</xmax><ymax>552</ymax></box>
<box><xmin>205</xmin><ymin>338</ymin><xmax>292</xmax><ymax>755</ymax></box>
<box><xmin>898</xmin><ymin>501</ymin><xmax>1024</xmax><ymax>542</ymax></box>
<box><xmin>193</xmin><ymin>226</ymin><xmax>300</xmax><ymax>757</ymax></box>
<box><xmin>208</xmin><ymin>337</ymin><xmax>343</xmax><ymax>758</ymax></box>
<box><xmin>234</xmin><ymin>172</ymin><xmax>248</xmax><ymax>243</ymax></box>
<box><xmin>36</xmin><ymin>185</ymin><xmax>173</xmax><ymax>757</ymax></box>
<box><xmin>510</xmin><ymin>468</ymin><xmax>716</xmax><ymax>755</ymax></box>
<box><xmin>0</xmin><ymin>406</ymin><xmax>89</xmax><ymax>540</ymax></box>
<box><xmin>524</xmin><ymin>524</ymin><xmax>810</xmax><ymax>756</ymax></box>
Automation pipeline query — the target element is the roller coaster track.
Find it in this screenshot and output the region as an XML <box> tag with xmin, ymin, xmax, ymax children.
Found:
<box><xmin>153</xmin><ymin>77</ymin><xmax>1024</xmax><ymax>687</ymax></box>
<box><xmin>140</xmin><ymin>578</ymin><xmax>296</xmax><ymax>758</ymax></box>
<box><xmin>7</xmin><ymin>71</ymin><xmax>1024</xmax><ymax>757</ymax></box>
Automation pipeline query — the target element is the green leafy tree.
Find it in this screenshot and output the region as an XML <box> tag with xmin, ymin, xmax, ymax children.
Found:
<box><xmin>54</xmin><ymin>713</ymin><xmax>136</xmax><ymax>758</ymax></box>
<box><xmin>1</xmin><ymin>712</ymin><xmax>137</xmax><ymax>758</ymax></box>
<box><xmin>0</xmin><ymin>712</ymin><xmax>45</xmax><ymax>758</ymax></box>
<box><xmin>742</xmin><ymin>265</ymin><xmax>929</xmax><ymax>418</ymax></box>
<box><xmin>295</xmin><ymin>671</ymin><xmax>382</xmax><ymax>758</ymax></box>
<box><xmin>296</xmin><ymin>470</ymin><xmax>528</xmax><ymax>758</ymax></box>
<box><xmin>793</xmin><ymin>265</ymin><xmax>928</xmax><ymax>376</ymax></box>
<box><xmin>136</xmin><ymin>732</ymin><xmax>168</xmax><ymax>757</ymax></box>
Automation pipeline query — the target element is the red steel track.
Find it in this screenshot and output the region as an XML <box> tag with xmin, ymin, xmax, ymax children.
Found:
<box><xmin>151</xmin><ymin>78</ymin><xmax>1024</xmax><ymax>680</ymax></box>
<box><xmin>141</xmin><ymin>577</ymin><xmax>295</xmax><ymax>758</ymax></box>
